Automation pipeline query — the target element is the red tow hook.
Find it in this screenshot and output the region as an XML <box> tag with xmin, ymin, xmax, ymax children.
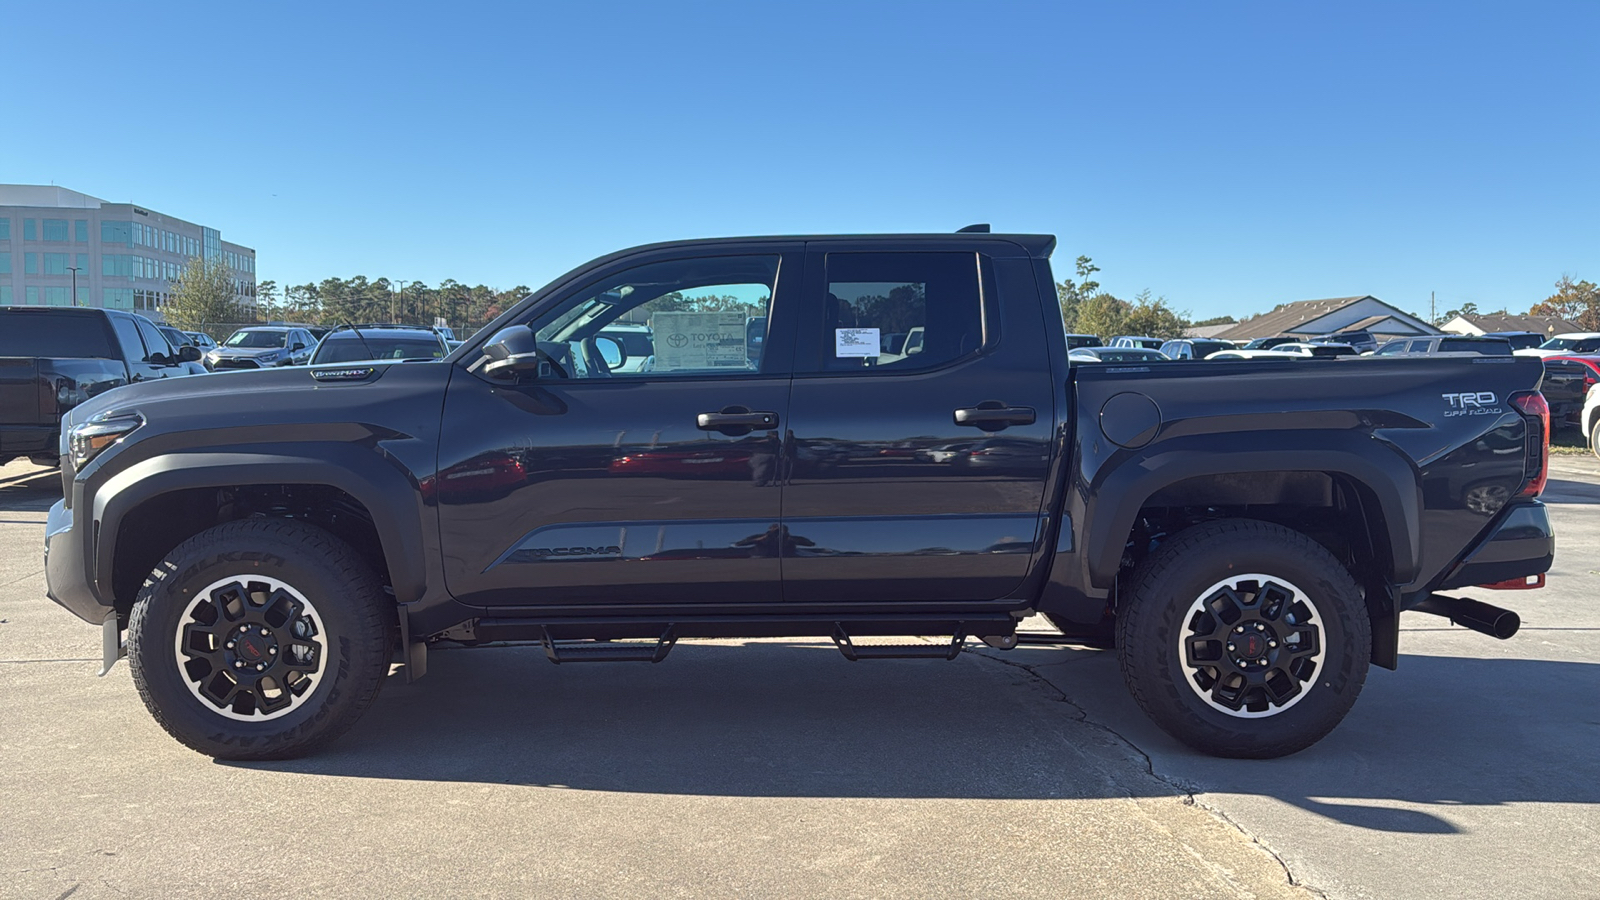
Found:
<box><xmin>1478</xmin><ymin>574</ymin><xmax>1545</xmax><ymax>590</ymax></box>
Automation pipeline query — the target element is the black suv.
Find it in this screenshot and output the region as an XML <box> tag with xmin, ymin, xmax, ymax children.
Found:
<box><xmin>309</xmin><ymin>325</ymin><xmax>449</xmax><ymax>365</ymax></box>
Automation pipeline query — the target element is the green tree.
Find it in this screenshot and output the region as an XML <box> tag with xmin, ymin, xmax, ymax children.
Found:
<box><xmin>1191</xmin><ymin>314</ymin><xmax>1236</xmax><ymax>327</ymax></box>
<box><xmin>1435</xmin><ymin>300</ymin><xmax>1479</xmax><ymax>326</ymax></box>
<box><xmin>1121</xmin><ymin>290</ymin><xmax>1191</xmax><ymax>339</ymax></box>
<box><xmin>1056</xmin><ymin>256</ymin><xmax>1100</xmax><ymax>331</ymax></box>
<box><xmin>1076</xmin><ymin>292</ymin><xmax>1130</xmax><ymax>339</ymax></box>
<box><xmin>256</xmin><ymin>279</ymin><xmax>279</xmax><ymax>321</ymax></box>
<box><xmin>164</xmin><ymin>256</ymin><xmax>239</xmax><ymax>332</ymax></box>
<box><xmin>1530</xmin><ymin>276</ymin><xmax>1599</xmax><ymax>330</ymax></box>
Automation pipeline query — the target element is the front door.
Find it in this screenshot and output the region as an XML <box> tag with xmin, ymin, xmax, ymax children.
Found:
<box><xmin>437</xmin><ymin>249</ymin><xmax>799</xmax><ymax>608</ymax></box>
<box><xmin>780</xmin><ymin>245</ymin><xmax>1057</xmax><ymax>603</ymax></box>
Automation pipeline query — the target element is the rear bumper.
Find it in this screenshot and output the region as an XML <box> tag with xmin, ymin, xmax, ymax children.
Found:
<box><xmin>44</xmin><ymin>499</ymin><xmax>113</xmax><ymax>625</ymax></box>
<box><xmin>1436</xmin><ymin>501</ymin><xmax>1555</xmax><ymax>590</ymax></box>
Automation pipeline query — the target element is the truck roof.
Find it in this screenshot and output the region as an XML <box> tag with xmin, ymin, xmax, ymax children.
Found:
<box><xmin>593</xmin><ymin>232</ymin><xmax>1058</xmax><ymax>260</ymax></box>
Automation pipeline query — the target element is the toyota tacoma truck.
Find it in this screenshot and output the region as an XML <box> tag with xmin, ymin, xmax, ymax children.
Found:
<box><xmin>43</xmin><ymin>230</ymin><xmax>1555</xmax><ymax>760</ymax></box>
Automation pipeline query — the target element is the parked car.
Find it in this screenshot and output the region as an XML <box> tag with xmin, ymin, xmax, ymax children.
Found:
<box><xmin>208</xmin><ymin>326</ymin><xmax>317</xmax><ymax>370</ymax></box>
<box><xmin>1484</xmin><ymin>331</ymin><xmax>1546</xmax><ymax>352</ymax></box>
<box><xmin>1370</xmin><ymin>336</ymin><xmax>1514</xmax><ymax>357</ymax></box>
<box><xmin>1273</xmin><ymin>342</ymin><xmax>1360</xmax><ymax>358</ymax></box>
<box><xmin>308</xmin><ymin>324</ymin><xmax>450</xmax><ymax>365</ymax></box>
<box><xmin>1109</xmin><ymin>335</ymin><xmax>1164</xmax><ymax>350</ymax></box>
<box><xmin>184</xmin><ymin>331</ymin><xmax>218</xmax><ymax>353</ymax></box>
<box><xmin>44</xmin><ymin>228</ymin><xmax>1554</xmax><ymax>765</ymax></box>
<box><xmin>1064</xmin><ymin>333</ymin><xmax>1103</xmax><ymax>350</ymax></box>
<box><xmin>1206</xmin><ymin>349</ymin><xmax>1304</xmax><ymax>360</ymax></box>
<box><xmin>0</xmin><ymin>307</ymin><xmax>201</xmax><ymax>466</ymax></box>
<box><xmin>1538</xmin><ymin>357</ymin><xmax>1596</xmax><ymax>432</ymax></box>
<box><xmin>1516</xmin><ymin>332</ymin><xmax>1600</xmax><ymax>358</ymax></box>
<box><xmin>1068</xmin><ymin>347</ymin><xmax>1170</xmax><ymax>363</ymax></box>
<box><xmin>1159</xmin><ymin>338</ymin><xmax>1235</xmax><ymax>359</ymax></box>
<box><xmin>1241</xmin><ymin>336</ymin><xmax>1298</xmax><ymax>350</ymax></box>
<box><xmin>1309</xmin><ymin>330</ymin><xmax>1378</xmax><ymax>354</ymax></box>
<box><xmin>156</xmin><ymin>325</ymin><xmax>211</xmax><ymax>375</ymax></box>
<box><xmin>1583</xmin><ymin>384</ymin><xmax>1600</xmax><ymax>459</ymax></box>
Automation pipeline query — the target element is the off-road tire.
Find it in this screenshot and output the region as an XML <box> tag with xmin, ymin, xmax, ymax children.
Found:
<box><xmin>127</xmin><ymin>519</ymin><xmax>393</xmax><ymax>760</ymax></box>
<box><xmin>1116</xmin><ymin>518</ymin><xmax>1371</xmax><ymax>758</ymax></box>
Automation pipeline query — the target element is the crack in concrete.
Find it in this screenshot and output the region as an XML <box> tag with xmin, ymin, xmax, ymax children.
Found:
<box><xmin>965</xmin><ymin>646</ymin><xmax>1330</xmax><ymax>900</ymax></box>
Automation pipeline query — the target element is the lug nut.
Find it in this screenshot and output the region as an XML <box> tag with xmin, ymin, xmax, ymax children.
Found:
<box><xmin>1234</xmin><ymin>626</ymin><xmax>1244</xmax><ymax>633</ymax></box>
<box><xmin>260</xmin><ymin>627</ymin><xmax>270</xmax><ymax>635</ymax></box>
<box><xmin>234</xmin><ymin>661</ymin><xmax>243</xmax><ymax>669</ymax></box>
<box><xmin>226</xmin><ymin>641</ymin><xmax>235</xmax><ymax>649</ymax></box>
<box><xmin>1268</xmin><ymin>640</ymin><xmax>1277</xmax><ymax>648</ymax></box>
<box><xmin>256</xmin><ymin>663</ymin><xmax>265</xmax><ymax>671</ymax></box>
<box><xmin>269</xmin><ymin>647</ymin><xmax>277</xmax><ymax>655</ymax></box>
<box><xmin>1227</xmin><ymin>643</ymin><xmax>1236</xmax><ymax>651</ymax></box>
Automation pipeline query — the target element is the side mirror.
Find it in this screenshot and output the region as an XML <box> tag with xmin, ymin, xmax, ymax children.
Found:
<box><xmin>292</xmin><ymin>342</ymin><xmax>306</xmax><ymax>351</ymax></box>
<box><xmin>178</xmin><ymin>345</ymin><xmax>202</xmax><ymax>363</ymax></box>
<box><xmin>595</xmin><ymin>335</ymin><xmax>625</xmax><ymax>369</ymax></box>
<box><xmin>482</xmin><ymin>325</ymin><xmax>546</xmax><ymax>379</ymax></box>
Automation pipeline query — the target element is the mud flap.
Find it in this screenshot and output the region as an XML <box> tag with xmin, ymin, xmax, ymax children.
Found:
<box><xmin>98</xmin><ymin>614</ymin><xmax>125</xmax><ymax>676</ymax></box>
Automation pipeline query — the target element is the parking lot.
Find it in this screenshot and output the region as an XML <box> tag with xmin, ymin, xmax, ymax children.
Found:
<box><xmin>2</xmin><ymin>456</ymin><xmax>1596</xmax><ymax>900</ymax></box>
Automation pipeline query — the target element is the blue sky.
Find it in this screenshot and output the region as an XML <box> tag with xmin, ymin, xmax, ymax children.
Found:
<box><xmin>3</xmin><ymin>1</ymin><xmax>1595</xmax><ymax>321</ymax></box>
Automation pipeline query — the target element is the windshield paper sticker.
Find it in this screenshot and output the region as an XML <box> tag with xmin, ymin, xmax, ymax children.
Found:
<box><xmin>835</xmin><ymin>327</ymin><xmax>880</xmax><ymax>357</ymax></box>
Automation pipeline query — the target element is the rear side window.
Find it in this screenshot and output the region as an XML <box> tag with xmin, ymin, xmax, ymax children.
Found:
<box><xmin>811</xmin><ymin>252</ymin><xmax>984</xmax><ymax>372</ymax></box>
<box><xmin>0</xmin><ymin>312</ymin><xmax>117</xmax><ymax>358</ymax></box>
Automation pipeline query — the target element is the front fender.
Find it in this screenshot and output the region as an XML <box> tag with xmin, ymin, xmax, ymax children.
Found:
<box><xmin>90</xmin><ymin>443</ymin><xmax>430</xmax><ymax>605</ymax></box>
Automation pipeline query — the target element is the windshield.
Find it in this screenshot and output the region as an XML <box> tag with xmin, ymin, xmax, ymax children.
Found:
<box><xmin>224</xmin><ymin>330</ymin><xmax>287</xmax><ymax>349</ymax></box>
<box><xmin>1540</xmin><ymin>336</ymin><xmax>1600</xmax><ymax>352</ymax></box>
<box><xmin>312</xmin><ymin>335</ymin><xmax>444</xmax><ymax>364</ymax></box>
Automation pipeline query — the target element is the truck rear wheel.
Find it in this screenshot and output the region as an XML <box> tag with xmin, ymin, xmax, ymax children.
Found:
<box><xmin>127</xmin><ymin>519</ymin><xmax>393</xmax><ymax>760</ymax></box>
<box><xmin>1116</xmin><ymin>519</ymin><xmax>1370</xmax><ymax>758</ymax></box>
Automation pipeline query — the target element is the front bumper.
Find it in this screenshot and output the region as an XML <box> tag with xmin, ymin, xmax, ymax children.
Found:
<box><xmin>1436</xmin><ymin>501</ymin><xmax>1556</xmax><ymax>590</ymax></box>
<box><xmin>44</xmin><ymin>499</ymin><xmax>113</xmax><ymax>625</ymax></box>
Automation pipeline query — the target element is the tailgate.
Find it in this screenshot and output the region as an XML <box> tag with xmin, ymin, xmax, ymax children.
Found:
<box><xmin>1539</xmin><ymin>359</ymin><xmax>1589</xmax><ymax>427</ymax></box>
<box><xmin>0</xmin><ymin>357</ymin><xmax>43</xmax><ymax>425</ymax></box>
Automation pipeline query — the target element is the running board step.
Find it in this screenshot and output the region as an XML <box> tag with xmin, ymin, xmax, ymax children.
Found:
<box><xmin>541</xmin><ymin>627</ymin><xmax>678</xmax><ymax>664</ymax></box>
<box><xmin>831</xmin><ymin>624</ymin><xmax>966</xmax><ymax>661</ymax></box>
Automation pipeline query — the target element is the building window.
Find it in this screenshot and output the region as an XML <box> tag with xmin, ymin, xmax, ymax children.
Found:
<box><xmin>0</xmin><ymin>286</ymin><xmax>10</xmax><ymax>305</ymax></box>
<box><xmin>43</xmin><ymin>219</ymin><xmax>69</xmax><ymax>242</ymax></box>
<box><xmin>76</xmin><ymin>253</ymin><xmax>88</xmax><ymax>273</ymax></box>
<box><xmin>44</xmin><ymin>286</ymin><xmax>70</xmax><ymax>306</ymax></box>
<box><xmin>0</xmin><ymin>254</ymin><xmax>9</xmax><ymax>274</ymax></box>
<box><xmin>26</xmin><ymin>286</ymin><xmax>39</xmax><ymax>305</ymax></box>
<box><xmin>103</xmin><ymin>288</ymin><xmax>134</xmax><ymax>309</ymax></box>
<box><xmin>74</xmin><ymin>220</ymin><xmax>88</xmax><ymax>242</ymax></box>
<box><xmin>43</xmin><ymin>253</ymin><xmax>69</xmax><ymax>275</ymax></box>
<box><xmin>24</xmin><ymin>219</ymin><xmax>37</xmax><ymax>241</ymax></box>
<box><xmin>102</xmin><ymin>221</ymin><xmax>131</xmax><ymax>246</ymax></box>
<box><xmin>25</xmin><ymin>253</ymin><xmax>37</xmax><ymax>274</ymax></box>
<box><xmin>103</xmin><ymin>254</ymin><xmax>136</xmax><ymax>277</ymax></box>
<box><xmin>0</xmin><ymin>219</ymin><xmax>9</xmax><ymax>240</ymax></box>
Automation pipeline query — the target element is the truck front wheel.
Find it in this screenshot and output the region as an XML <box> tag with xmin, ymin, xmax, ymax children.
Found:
<box><xmin>127</xmin><ymin>519</ymin><xmax>393</xmax><ymax>760</ymax></box>
<box><xmin>1116</xmin><ymin>519</ymin><xmax>1371</xmax><ymax>758</ymax></box>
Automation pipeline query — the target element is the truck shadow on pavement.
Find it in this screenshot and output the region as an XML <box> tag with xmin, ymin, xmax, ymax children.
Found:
<box><xmin>1544</xmin><ymin>477</ymin><xmax>1600</xmax><ymax>504</ymax></box>
<box><xmin>231</xmin><ymin>642</ymin><xmax>1600</xmax><ymax>837</ymax></box>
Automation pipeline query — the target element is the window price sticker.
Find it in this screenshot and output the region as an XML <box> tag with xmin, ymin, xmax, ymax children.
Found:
<box><xmin>835</xmin><ymin>327</ymin><xmax>880</xmax><ymax>357</ymax></box>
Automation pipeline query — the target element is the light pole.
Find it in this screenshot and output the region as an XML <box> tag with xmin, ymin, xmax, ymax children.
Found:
<box><xmin>391</xmin><ymin>279</ymin><xmax>411</xmax><ymax>324</ymax></box>
<box><xmin>66</xmin><ymin>265</ymin><xmax>81</xmax><ymax>307</ymax></box>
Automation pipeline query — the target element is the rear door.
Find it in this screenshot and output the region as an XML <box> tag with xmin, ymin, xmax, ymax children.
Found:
<box><xmin>780</xmin><ymin>242</ymin><xmax>1057</xmax><ymax>603</ymax></box>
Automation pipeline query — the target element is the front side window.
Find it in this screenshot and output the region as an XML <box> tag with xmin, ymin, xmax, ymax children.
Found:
<box><xmin>314</xmin><ymin>335</ymin><xmax>444</xmax><ymax>364</ymax></box>
<box><xmin>526</xmin><ymin>255</ymin><xmax>779</xmax><ymax>379</ymax></box>
<box><xmin>135</xmin><ymin>317</ymin><xmax>171</xmax><ymax>359</ymax></box>
<box><xmin>807</xmin><ymin>252</ymin><xmax>983</xmax><ymax>373</ymax></box>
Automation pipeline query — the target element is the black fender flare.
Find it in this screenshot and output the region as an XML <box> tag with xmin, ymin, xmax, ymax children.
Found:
<box><xmin>91</xmin><ymin>444</ymin><xmax>428</xmax><ymax>605</ymax></box>
<box><xmin>1080</xmin><ymin>430</ymin><xmax>1423</xmax><ymax>591</ymax></box>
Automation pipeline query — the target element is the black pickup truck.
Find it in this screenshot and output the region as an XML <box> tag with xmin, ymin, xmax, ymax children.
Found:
<box><xmin>0</xmin><ymin>307</ymin><xmax>202</xmax><ymax>466</ymax></box>
<box><xmin>42</xmin><ymin>231</ymin><xmax>1555</xmax><ymax>761</ymax></box>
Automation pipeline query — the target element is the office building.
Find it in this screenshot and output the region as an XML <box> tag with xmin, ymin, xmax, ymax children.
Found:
<box><xmin>0</xmin><ymin>184</ymin><xmax>256</xmax><ymax>318</ymax></box>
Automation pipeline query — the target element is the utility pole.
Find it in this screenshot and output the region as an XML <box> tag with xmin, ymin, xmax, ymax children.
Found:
<box><xmin>67</xmin><ymin>266</ymin><xmax>81</xmax><ymax>307</ymax></box>
<box><xmin>1430</xmin><ymin>291</ymin><xmax>1436</xmax><ymax>326</ymax></box>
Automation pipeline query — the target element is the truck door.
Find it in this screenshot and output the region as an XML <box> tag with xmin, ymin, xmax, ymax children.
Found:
<box><xmin>436</xmin><ymin>247</ymin><xmax>800</xmax><ymax>607</ymax></box>
<box><xmin>781</xmin><ymin>245</ymin><xmax>1057</xmax><ymax>602</ymax></box>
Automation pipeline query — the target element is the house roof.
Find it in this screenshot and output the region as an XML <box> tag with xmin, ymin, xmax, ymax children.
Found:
<box><xmin>1183</xmin><ymin>323</ymin><xmax>1236</xmax><ymax>338</ymax></box>
<box><xmin>1342</xmin><ymin>314</ymin><xmax>1435</xmax><ymax>336</ymax></box>
<box><xmin>1217</xmin><ymin>295</ymin><xmax>1437</xmax><ymax>340</ymax></box>
<box><xmin>1457</xmin><ymin>313</ymin><xmax>1580</xmax><ymax>337</ymax></box>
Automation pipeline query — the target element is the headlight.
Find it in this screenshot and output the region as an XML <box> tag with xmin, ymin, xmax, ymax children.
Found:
<box><xmin>259</xmin><ymin>351</ymin><xmax>282</xmax><ymax>362</ymax></box>
<box><xmin>68</xmin><ymin>414</ymin><xmax>143</xmax><ymax>468</ymax></box>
